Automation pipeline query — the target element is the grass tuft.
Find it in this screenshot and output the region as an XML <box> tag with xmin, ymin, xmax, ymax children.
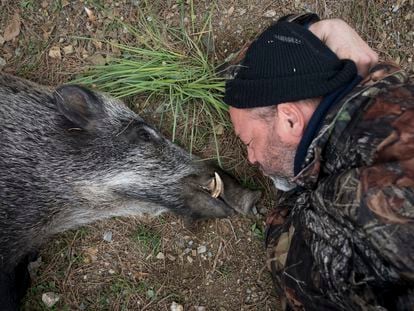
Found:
<box><xmin>131</xmin><ymin>224</ymin><xmax>162</xmax><ymax>255</ymax></box>
<box><xmin>75</xmin><ymin>2</ymin><xmax>229</xmax><ymax>164</ymax></box>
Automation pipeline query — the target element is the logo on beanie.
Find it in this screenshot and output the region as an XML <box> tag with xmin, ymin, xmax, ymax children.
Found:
<box><xmin>273</xmin><ymin>34</ymin><xmax>302</xmax><ymax>44</ymax></box>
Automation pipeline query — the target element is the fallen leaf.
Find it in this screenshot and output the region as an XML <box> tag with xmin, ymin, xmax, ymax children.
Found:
<box><xmin>88</xmin><ymin>54</ymin><xmax>106</xmax><ymax>65</ymax></box>
<box><xmin>83</xmin><ymin>247</ymin><xmax>98</xmax><ymax>263</ymax></box>
<box><xmin>3</xmin><ymin>13</ymin><xmax>21</xmax><ymax>42</ymax></box>
<box><xmin>63</xmin><ymin>45</ymin><xmax>74</xmax><ymax>55</ymax></box>
<box><xmin>84</xmin><ymin>7</ymin><xmax>96</xmax><ymax>22</ymax></box>
<box><xmin>48</xmin><ymin>46</ymin><xmax>61</xmax><ymax>59</ymax></box>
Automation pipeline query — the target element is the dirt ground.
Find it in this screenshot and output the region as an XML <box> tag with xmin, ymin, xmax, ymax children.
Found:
<box><xmin>0</xmin><ymin>0</ymin><xmax>413</xmax><ymax>310</ymax></box>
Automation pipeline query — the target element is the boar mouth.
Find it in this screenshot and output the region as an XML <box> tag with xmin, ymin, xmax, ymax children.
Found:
<box><xmin>181</xmin><ymin>170</ymin><xmax>261</xmax><ymax>220</ymax></box>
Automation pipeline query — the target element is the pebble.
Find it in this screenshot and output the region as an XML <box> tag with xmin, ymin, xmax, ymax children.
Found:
<box><xmin>187</xmin><ymin>256</ymin><xmax>193</xmax><ymax>263</ymax></box>
<box><xmin>227</xmin><ymin>6</ymin><xmax>234</xmax><ymax>16</ymax></box>
<box><xmin>103</xmin><ymin>230</ymin><xmax>112</xmax><ymax>242</ymax></box>
<box><xmin>263</xmin><ymin>10</ymin><xmax>276</xmax><ymax>18</ymax></box>
<box><xmin>108</xmin><ymin>269</ymin><xmax>115</xmax><ymax>274</ymax></box>
<box><xmin>27</xmin><ymin>256</ymin><xmax>42</xmax><ymax>279</ymax></box>
<box><xmin>170</xmin><ymin>302</ymin><xmax>183</xmax><ymax>311</ymax></box>
<box><xmin>238</xmin><ymin>8</ymin><xmax>247</xmax><ymax>16</ymax></box>
<box><xmin>42</xmin><ymin>292</ymin><xmax>60</xmax><ymax>308</ymax></box>
<box><xmin>197</xmin><ymin>245</ymin><xmax>207</xmax><ymax>254</ymax></box>
<box><xmin>156</xmin><ymin>252</ymin><xmax>165</xmax><ymax>260</ymax></box>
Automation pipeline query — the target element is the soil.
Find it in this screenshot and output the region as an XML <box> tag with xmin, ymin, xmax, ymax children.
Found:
<box><xmin>0</xmin><ymin>0</ymin><xmax>413</xmax><ymax>310</ymax></box>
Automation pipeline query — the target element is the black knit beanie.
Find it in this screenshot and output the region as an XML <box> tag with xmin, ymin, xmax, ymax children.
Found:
<box><xmin>224</xmin><ymin>21</ymin><xmax>357</xmax><ymax>108</ymax></box>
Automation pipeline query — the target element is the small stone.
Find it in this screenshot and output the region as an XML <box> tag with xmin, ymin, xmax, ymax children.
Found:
<box><xmin>147</xmin><ymin>289</ymin><xmax>156</xmax><ymax>299</ymax></box>
<box><xmin>14</xmin><ymin>47</ymin><xmax>22</xmax><ymax>57</ymax></box>
<box><xmin>392</xmin><ymin>4</ymin><xmax>400</xmax><ymax>12</ymax></box>
<box><xmin>263</xmin><ymin>10</ymin><xmax>276</xmax><ymax>18</ymax></box>
<box><xmin>227</xmin><ymin>6</ymin><xmax>234</xmax><ymax>16</ymax></box>
<box><xmin>170</xmin><ymin>301</ymin><xmax>183</xmax><ymax>311</ymax></box>
<box><xmin>156</xmin><ymin>252</ymin><xmax>165</xmax><ymax>260</ymax></box>
<box><xmin>41</xmin><ymin>0</ymin><xmax>48</xmax><ymax>8</ymax></box>
<box><xmin>63</xmin><ymin>45</ymin><xmax>74</xmax><ymax>55</ymax></box>
<box><xmin>252</xmin><ymin>206</ymin><xmax>258</xmax><ymax>215</ymax></box>
<box><xmin>42</xmin><ymin>292</ymin><xmax>60</xmax><ymax>308</ymax></box>
<box><xmin>0</xmin><ymin>56</ymin><xmax>7</xmax><ymax>69</ymax></box>
<box><xmin>103</xmin><ymin>230</ymin><xmax>112</xmax><ymax>242</ymax></box>
<box><xmin>79</xmin><ymin>302</ymin><xmax>86</xmax><ymax>310</ymax></box>
<box><xmin>27</xmin><ymin>256</ymin><xmax>42</xmax><ymax>279</ymax></box>
<box><xmin>108</xmin><ymin>269</ymin><xmax>115</xmax><ymax>274</ymax></box>
<box><xmin>197</xmin><ymin>245</ymin><xmax>207</xmax><ymax>254</ymax></box>
<box><xmin>191</xmin><ymin>250</ymin><xmax>197</xmax><ymax>257</ymax></box>
<box><xmin>48</xmin><ymin>46</ymin><xmax>61</xmax><ymax>59</ymax></box>
<box><xmin>187</xmin><ymin>256</ymin><xmax>193</xmax><ymax>263</ymax></box>
<box><xmin>183</xmin><ymin>248</ymin><xmax>191</xmax><ymax>254</ymax></box>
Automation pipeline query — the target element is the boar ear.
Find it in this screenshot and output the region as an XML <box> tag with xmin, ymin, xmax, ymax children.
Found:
<box><xmin>54</xmin><ymin>85</ymin><xmax>104</xmax><ymax>129</ymax></box>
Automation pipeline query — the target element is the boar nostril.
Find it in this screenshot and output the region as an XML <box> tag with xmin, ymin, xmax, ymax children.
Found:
<box><xmin>204</xmin><ymin>172</ymin><xmax>224</xmax><ymax>198</ymax></box>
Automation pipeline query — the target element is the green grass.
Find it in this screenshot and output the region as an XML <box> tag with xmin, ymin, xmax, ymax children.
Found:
<box><xmin>250</xmin><ymin>222</ymin><xmax>265</xmax><ymax>241</ymax></box>
<box><xmin>75</xmin><ymin>1</ymin><xmax>229</xmax><ymax>164</ymax></box>
<box><xmin>131</xmin><ymin>224</ymin><xmax>162</xmax><ymax>255</ymax></box>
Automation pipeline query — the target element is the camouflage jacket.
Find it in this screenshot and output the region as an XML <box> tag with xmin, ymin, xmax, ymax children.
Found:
<box><xmin>265</xmin><ymin>63</ymin><xmax>414</xmax><ymax>311</ymax></box>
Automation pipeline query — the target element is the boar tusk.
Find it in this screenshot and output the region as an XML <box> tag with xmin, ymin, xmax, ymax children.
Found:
<box><xmin>211</xmin><ymin>172</ymin><xmax>224</xmax><ymax>198</ymax></box>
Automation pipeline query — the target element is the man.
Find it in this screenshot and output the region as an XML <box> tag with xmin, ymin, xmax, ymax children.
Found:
<box><xmin>224</xmin><ymin>15</ymin><xmax>414</xmax><ymax>311</ymax></box>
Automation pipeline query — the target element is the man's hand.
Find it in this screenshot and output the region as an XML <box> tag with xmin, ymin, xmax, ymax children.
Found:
<box><xmin>309</xmin><ymin>18</ymin><xmax>378</xmax><ymax>77</ymax></box>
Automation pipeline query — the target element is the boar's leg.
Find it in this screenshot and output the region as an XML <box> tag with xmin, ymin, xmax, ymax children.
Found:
<box><xmin>0</xmin><ymin>251</ymin><xmax>38</xmax><ymax>311</ymax></box>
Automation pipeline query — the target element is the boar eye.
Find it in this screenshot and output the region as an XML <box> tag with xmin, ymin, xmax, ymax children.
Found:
<box><xmin>129</xmin><ymin>125</ymin><xmax>159</xmax><ymax>144</ymax></box>
<box><xmin>121</xmin><ymin>121</ymin><xmax>159</xmax><ymax>144</ymax></box>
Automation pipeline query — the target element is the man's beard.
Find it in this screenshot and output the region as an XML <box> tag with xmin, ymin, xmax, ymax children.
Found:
<box><xmin>261</xmin><ymin>133</ymin><xmax>297</xmax><ymax>192</ymax></box>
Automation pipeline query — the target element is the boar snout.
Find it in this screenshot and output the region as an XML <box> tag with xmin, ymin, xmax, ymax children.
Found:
<box><xmin>180</xmin><ymin>169</ymin><xmax>261</xmax><ymax>221</ymax></box>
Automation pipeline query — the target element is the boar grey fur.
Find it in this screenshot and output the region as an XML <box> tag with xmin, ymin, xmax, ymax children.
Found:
<box><xmin>0</xmin><ymin>74</ymin><xmax>260</xmax><ymax>274</ymax></box>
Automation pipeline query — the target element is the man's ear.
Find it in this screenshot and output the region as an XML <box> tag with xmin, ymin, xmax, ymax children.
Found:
<box><xmin>276</xmin><ymin>103</ymin><xmax>305</xmax><ymax>144</ymax></box>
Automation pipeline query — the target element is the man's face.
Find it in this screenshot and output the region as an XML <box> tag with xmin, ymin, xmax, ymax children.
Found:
<box><xmin>229</xmin><ymin>107</ymin><xmax>298</xmax><ymax>190</ymax></box>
